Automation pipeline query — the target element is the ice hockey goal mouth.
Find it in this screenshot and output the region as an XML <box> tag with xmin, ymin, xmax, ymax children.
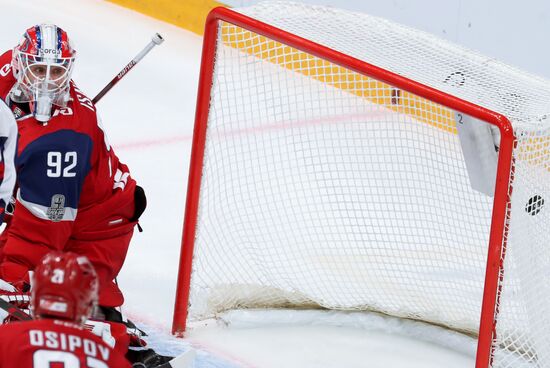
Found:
<box><xmin>173</xmin><ymin>2</ymin><xmax>550</xmax><ymax>367</ymax></box>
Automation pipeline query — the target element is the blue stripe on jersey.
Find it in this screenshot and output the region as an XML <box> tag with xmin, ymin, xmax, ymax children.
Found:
<box><xmin>17</xmin><ymin>130</ymin><xmax>92</xmax><ymax>209</ymax></box>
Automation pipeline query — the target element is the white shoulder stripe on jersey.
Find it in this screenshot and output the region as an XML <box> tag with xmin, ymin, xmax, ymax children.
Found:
<box><xmin>17</xmin><ymin>190</ymin><xmax>78</xmax><ymax>222</ymax></box>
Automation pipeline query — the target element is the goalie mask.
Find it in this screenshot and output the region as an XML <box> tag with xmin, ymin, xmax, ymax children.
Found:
<box><xmin>10</xmin><ymin>24</ymin><xmax>76</xmax><ymax>122</ymax></box>
<box><xmin>31</xmin><ymin>252</ymin><xmax>98</xmax><ymax>324</ymax></box>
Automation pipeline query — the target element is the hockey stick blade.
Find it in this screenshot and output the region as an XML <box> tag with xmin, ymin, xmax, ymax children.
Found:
<box><xmin>0</xmin><ymin>297</ymin><xmax>32</xmax><ymax>321</ymax></box>
<box><xmin>158</xmin><ymin>348</ymin><xmax>196</xmax><ymax>368</ymax></box>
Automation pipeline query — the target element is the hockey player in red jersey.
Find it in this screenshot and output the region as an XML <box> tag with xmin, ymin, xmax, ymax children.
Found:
<box><xmin>0</xmin><ymin>25</ymin><xmax>146</xmax><ymax>309</ymax></box>
<box><xmin>0</xmin><ymin>251</ymin><xmax>131</xmax><ymax>367</ymax></box>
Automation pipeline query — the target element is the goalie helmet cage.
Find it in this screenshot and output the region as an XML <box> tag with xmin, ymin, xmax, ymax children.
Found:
<box><xmin>173</xmin><ymin>2</ymin><xmax>550</xmax><ymax>368</ymax></box>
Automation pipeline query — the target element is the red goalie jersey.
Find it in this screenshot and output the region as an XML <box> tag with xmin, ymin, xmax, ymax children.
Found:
<box><xmin>0</xmin><ymin>319</ymin><xmax>131</xmax><ymax>368</ymax></box>
<box><xmin>0</xmin><ymin>48</ymin><xmax>143</xmax><ymax>307</ymax></box>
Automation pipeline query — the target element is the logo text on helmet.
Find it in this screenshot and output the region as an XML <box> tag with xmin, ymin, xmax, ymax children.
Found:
<box><xmin>39</xmin><ymin>48</ymin><xmax>61</xmax><ymax>56</ymax></box>
<box><xmin>0</xmin><ymin>64</ymin><xmax>10</xmax><ymax>77</ymax></box>
<box><xmin>51</xmin><ymin>269</ymin><xmax>65</xmax><ymax>284</ymax></box>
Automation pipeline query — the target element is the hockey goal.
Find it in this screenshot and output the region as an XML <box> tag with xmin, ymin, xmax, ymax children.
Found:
<box><xmin>173</xmin><ymin>2</ymin><xmax>550</xmax><ymax>367</ymax></box>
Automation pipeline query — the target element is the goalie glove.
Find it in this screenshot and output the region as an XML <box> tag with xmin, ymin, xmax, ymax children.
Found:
<box><xmin>0</xmin><ymin>279</ymin><xmax>31</xmax><ymax>323</ymax></box>
<box><xmin>0</xmin><ymin>278</ymin><xmax>30</xmax><ymax>307</ymax></box>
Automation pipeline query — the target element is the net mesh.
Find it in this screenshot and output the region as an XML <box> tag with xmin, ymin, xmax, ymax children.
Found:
<box><xmin>186</xmin><ymin>2</ymin><xmax>550</xmax><ymax>367</ymax></box>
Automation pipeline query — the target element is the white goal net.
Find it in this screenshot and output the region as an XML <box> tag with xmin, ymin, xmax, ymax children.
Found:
<box><xmin>175</xmin><ymin>2</ymin><xmax>550</xmax><ymax>367</ymax></box>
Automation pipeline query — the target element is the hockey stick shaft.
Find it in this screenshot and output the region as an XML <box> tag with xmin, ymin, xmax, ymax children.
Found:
<box><xmin>92</xmin><ymin>33</ymin><xmax>164</xmax><ymax>104</ymax></box>
<box><xmin>0</xmin><ymin>297</ymin><xmax>32</xmax><ymax>321</ymax></box>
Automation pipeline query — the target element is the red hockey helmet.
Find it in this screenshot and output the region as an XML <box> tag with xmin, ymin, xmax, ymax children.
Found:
<box><xmin>11</xmin><ymin>24</ymin><xmax>76</xmax><ymax>121</ymax></box>
<box><xmin>31</xmin><ymin>252</ymin><xmax>98</xmax><ymax>324</ymax></box>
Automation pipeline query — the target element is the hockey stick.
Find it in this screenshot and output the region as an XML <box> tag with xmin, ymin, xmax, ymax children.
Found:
<box><xmin>92</xmin><ymin>33</ymin><xmax>165</xmax><ymax>104</ymax></box>
<box><xmin>158</xmin><ymin>348</ymin><xmax>196</xmax><ymax>368</ymax></box>
<box><xmin>0</xmin><ymin>297</ymin><xmax>32</xmax><ymax>321</ymax></box>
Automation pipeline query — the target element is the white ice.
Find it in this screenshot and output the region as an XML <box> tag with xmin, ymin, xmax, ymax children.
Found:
<box><xmin>0</xmin><ymin>1</ymin><xmax>475</xmax><ymax>367</ymax></box>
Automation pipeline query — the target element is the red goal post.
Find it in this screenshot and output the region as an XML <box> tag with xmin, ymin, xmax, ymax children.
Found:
<box><xmin>173</xmin><ymin>5</ymin><xmax>516</xmax><ymax>368</ymax></box>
